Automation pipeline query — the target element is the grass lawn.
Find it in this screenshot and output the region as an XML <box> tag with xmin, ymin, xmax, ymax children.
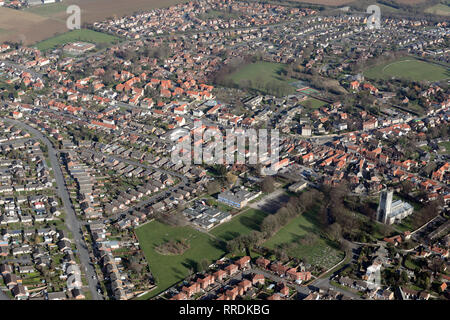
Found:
<box><xmin>210</xmin><ymin>208</ymin><xmax>269</xmax><ymax>241</ymax></box>
<box><xmin>438</xmin><ymin>141</ymin><xmax>450</xmax><ymax>154</ymax></box>
<box><xmin>35</xmin><ymin>29</ymin><xmax>120</xmax><ymax>52</ymax></box>
<box><xmin>364</xmin><ymin>57</ymin><xmax>450</xmax><ymax>81</ymax></box>
<box><xmin>226</xmin><ymin>61</ymin><xmax>296</xmax><ymax>96</ymax></box>
<box><xmin>302</xmin><ymin>98</ymin><xmax>327</xmax><ymax>109</ymax></box>
<box><xmin>404</xmin><ymin>257</ymin><xmax>419</xmax><ymax>270</ymax></box>
<box><xmin>135</xmin><ymin>221</ymin><xmax>225</xmax><ymax>298</ymax></box>
<box><xmin>263</xmin><ymin>209</ymin><xmax>344</xmax><ymax>269</ymax></box>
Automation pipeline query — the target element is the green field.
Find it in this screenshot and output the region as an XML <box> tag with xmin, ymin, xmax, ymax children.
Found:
<box><xmin>438</xmin><ymin>141</ymin><xmax>450</xmax><ymax>154</ymax></box>
<box><xmin>210</xmin><ymin>208</ymin><xmax>269</xmax><ymax>241</ymax></box>
<box><xmin>364</xmin><ymin>57</ymin><xmax>450</xmax><ymax>81</ymax></box>
<box><xmin>425</xmin><ymin>3</ymin><xmax>450</xmax><ymax>16</ymax></box>
<box><xmin>263</xmin><ymin>209</ymin><xmax>344</xmax><ymax>269</ymax></box>
<box><xmin>303</xmin><ymin>98</ymin><xmax>327</xmax><ymax>109</ymax></box>
<box><xmin>135</xmin><ymin>221</ymin><xmax>225</xmax><ymax>298</ymax></box>
<box><xmin>35</xmin><ymin>29</ymin><xmax>120</xmax><ymax>52</ymax></box>
<box><xmin>226</xmin><ymin>61</ymin><xmax>296</xmax><ymax>96</ymax></box>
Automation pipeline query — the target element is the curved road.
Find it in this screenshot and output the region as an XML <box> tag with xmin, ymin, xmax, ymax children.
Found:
<box><xmin>3</xmin><ymin>118</ymin><xmax>103</xmax><ymax>300</ymax></box>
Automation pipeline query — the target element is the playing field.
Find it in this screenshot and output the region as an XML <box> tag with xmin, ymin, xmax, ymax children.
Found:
<box><xmin>303</xmin><ymin>98</ymin><xmax>328</xmax><ymax>109</ymax></box>
<box><xmin>210</xmin><ymin>208</ymin><xmax>269</xmax><ymax>241</ymax></box>
<box><xmin>364</xmin><ymin>57</ymin><xmax>450</xmax><ymax>81</ymax></box>
<box><xmin>135</xmin><ymin>221</ymin><xmax>225</xmax><ymax>298</ymax></box>
<box><xmin>263</xmin><ymin>209</ymin><xmax>344</xmax><ymax>269</ymax></box>
<box><xmin>35</xmin><ymin>29</ymin><xmax>120</xmax><ymax>51</ymax></box>
<box><xmin>425</xmin><ymin>3</ymin><xmax>450</xmax><ymax>16</ymax></box>
<box><xmin>226</xmin><ymin>61</ymin><xmax>296</xmax><ymax>96</ymax></box>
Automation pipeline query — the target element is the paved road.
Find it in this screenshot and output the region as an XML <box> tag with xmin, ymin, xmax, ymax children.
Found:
<box><xmin>3</xmin><ymin>118</ymin><xmax>103</xmax><ymax>300</ymax></box>
<box><xmin>312</xmin><ymin>277</ymin><xmax>362</xmax><ymax>300</ymax></box>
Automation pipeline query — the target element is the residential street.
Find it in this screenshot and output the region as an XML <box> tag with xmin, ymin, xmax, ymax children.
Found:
<box><xmin>0</xmin><ymin>61</ymin><xmax>44</xmax><ymax>82</ymax></box>
<box><xmin>3</xmin><ymin>118</ymin><xmax>103</xmax><ymax>300</ymax></box>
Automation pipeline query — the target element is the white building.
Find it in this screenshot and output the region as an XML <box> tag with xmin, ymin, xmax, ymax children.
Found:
<box><xmin>377</xmin><ymin>190</ymin><xmax>413</xmax><ymax>225</ymax></box>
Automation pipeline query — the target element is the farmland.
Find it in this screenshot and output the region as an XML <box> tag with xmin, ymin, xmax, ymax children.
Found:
<box><xmin>290</xmin><ymin>0</ymin><xmax>356</xmax><ymax>5</ymax></box>
<box><xmin>425</xmin><ymin>3</ymin><xmax>450</xmax><ymax>15</ymax></box>
<box><xmin>34</xmin><ymin>29</ymin><xmax>120</xmax><ymax>52</ymax></box>
<box><xmin>364</xmin><ymin>57</ymin><xmax>450</xmax><ymax>81</ymax></box>
<box><xmin>135</xmin><ymin>220</ymin><xmax>225</xmax><ymax>298</ymax></box>
<box><xmin>24</xmin><ymin>2</ymin><xmax>68</xmax><ymax>17</ymax></box>
<box><xmin>0</xmin><ymin>0</ymin><xmax>188</xmax><ymax>45</ymax></box>
<box><xmin>290</xmin><ymin>0</ymin><xmax>433</xmax><ymax>6</ymax></box>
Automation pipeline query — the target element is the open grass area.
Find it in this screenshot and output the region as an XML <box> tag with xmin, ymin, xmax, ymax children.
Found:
<box><xmin>210</xmin><ymin>208</ymin><xmax>269</xmax><ymax>241</ymax></box>
<box><xmin>302</xmin><ymin>98</ymin><xmax>328</xmax><ymax>109</ymax></box>
<box><xmin>438</xmin><ymin>141</ymin><xmax>450</xmax><ymax>154</ymax></box>
<box><xmin>364</xmin><ymin>57</ymin><xmax>450</xmax><ymax>81</ymax></box>
<box><xmin>135</xmin><ymin>221</ymin><xmax>225</xmax><ymax>298</ymax></box>
<box><xmin>263</xmin><ymin>209</ymin><xmax>344</xmax><ymax>269</ymax></box>
<box><xmin>35</xmin><ymin>29</ymin><xmax>120</xmax><ymax>52</ymax></box>
<box><xmin>425</xmin><ymin>3</ymin><xmax>450</xmax><ymax>16</ymax></box>
<box><xmin>226</xmin><ymin>61</ymin><xmax>296</xmax><ymax>96</ymax></box>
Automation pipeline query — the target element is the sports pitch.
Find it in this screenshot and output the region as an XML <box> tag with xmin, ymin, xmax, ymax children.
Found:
<box><xmin>364</xmin><ymin>57</ymin><xmax>450</xmax><ymax>81</ymax></box>
<box><xmin>35</xmin><ymin>29</ymin><xmax>120</xmax><ymax>52</ymax></box>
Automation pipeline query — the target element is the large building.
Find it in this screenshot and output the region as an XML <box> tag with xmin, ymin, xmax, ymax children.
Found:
<box><xmin>218</xmin><ymin>189</ymin><xmax>261</xmax><ymax>209</ymax></box>
<box><xmin>183</xmin><ymin>203</ymin><xmax>231</xmax><ymax>230</ymax></box>
<box><xmin>63</xmin><ymin>42</ymin><xmax>96</xmax><ymax>55</ymax></box>
<box><xmin>377</xmin><ymin>190</ymin><xmax>413</xmax><ymax>225</ymax></box>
